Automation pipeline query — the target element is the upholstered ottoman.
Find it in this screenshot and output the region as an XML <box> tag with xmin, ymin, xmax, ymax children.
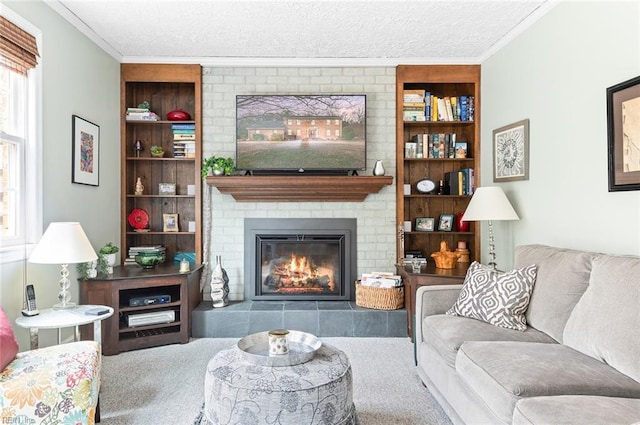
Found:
<box><xmin>204</xmin><ymin>343</ymin><xmax>356</xmax><ymax>425</ymax></box>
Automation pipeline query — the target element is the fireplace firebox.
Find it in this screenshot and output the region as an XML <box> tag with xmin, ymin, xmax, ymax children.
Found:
<box><xmin>244</xmin><ymin>218</ymin><xmax>357</xmax><ymax>301</ymax></box>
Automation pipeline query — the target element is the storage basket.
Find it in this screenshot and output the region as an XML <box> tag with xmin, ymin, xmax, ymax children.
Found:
<box><xmin>355</xmin><ymin>281</ymin><xmax>404</xmax><ymax>310</ymax></box>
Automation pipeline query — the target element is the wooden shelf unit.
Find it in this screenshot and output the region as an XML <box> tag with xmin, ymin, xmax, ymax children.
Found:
<box><xmin>120</xmin><ymin>64</ymin><xmax>202</xmax><ymax>265</ymax></box>
<box><xmin>80</xmin><ymin>264</ymin><xmax>203</xmax><ymax>355</ymax></box>
<box><xmin>396</xmin><ymin>65</ymin><xmax>481</xmax><ymax>264</ymax></box>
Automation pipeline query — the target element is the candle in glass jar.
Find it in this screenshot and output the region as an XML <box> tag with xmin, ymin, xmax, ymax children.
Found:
<box><xmin>458</xmin><ymin>241</ymin><xmax>467</xmax><ymax>249</ymax></box>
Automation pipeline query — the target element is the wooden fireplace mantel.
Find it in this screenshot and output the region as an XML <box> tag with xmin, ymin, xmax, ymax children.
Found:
<box><xmin>206</xmin><ymin>175</ymin><xmax>393</xmax><ymax>202</ymax></box>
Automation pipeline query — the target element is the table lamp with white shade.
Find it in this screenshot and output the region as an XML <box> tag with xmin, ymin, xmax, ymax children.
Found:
<box><xmin>28</xmin><ymin>222</ymin><xmax>97</xmax><ymax>309</ymax></box>
<box><xmin>461</xmin><ymin>187</ymin><xmax>519</xmax><ymax>270</ymax></box>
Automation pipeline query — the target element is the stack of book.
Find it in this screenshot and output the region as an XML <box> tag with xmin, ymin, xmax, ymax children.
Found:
<box><xmin>125</xmin><ymin>107</ymin><xmax>159</xmax><ymax>121</ymax></box>
<box><xmin>360</xmin><ymin>272</ymin><xmax>402</xmax><ymax>288</ymax></box>
<box><xmin>172</xmin><ymin>123</ymin><xmax>196</xmax><ymax>158</ymax></box>
<box><xmin>403</xmin><ymin>89</ymin><xmax>426</xmax><ymax>121</ymax></box>
<box><xmin>125</xmin><ymin>245</ymin><xmax>166</xmax><ymax>266</ymax></box>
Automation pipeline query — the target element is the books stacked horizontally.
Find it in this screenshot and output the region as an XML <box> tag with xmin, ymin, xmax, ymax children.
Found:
<box><xmin>172</xmin><ymin>123</ymin><xmax>196</xmax><ymax>158</ymax></box>
<box><xmin>125</xmin><ymin>107</ymin><xmax>159</xmax><ymax>121</ymax></box>
<box><xmin>124</xmin><ymin>245</ymin><xmax>166</xmax><ymax>266</ymax></box>
<box><xmin>360</xmin><ymin>272</ymin><xmax>402</xmax><ymax>288</ymax></box>
<box><xmin>403</xmin><ymin>89</ymin><xmax>426</xmax><ymax>122</ymax></box>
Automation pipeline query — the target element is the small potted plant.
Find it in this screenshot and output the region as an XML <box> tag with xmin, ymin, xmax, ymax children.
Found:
<box><xmin>99</xmin><ymin>242</ymin><xmax>119</xmax><ymax>275</ymax></box>
<box><xmin>202</xmin><ymin>155</ymin><xmax>235</xmax><ymax>178</ymax></box>
<box><xmin>150</xmin><ymin>145</ymin><xmax>165</xmax><ymax>158</ymax></box>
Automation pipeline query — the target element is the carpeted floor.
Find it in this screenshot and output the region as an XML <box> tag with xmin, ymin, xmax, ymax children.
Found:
<box><xmin>100</xmin><ymin>337</ymin><xmax>452</xmax><ymax>425</ymax></box>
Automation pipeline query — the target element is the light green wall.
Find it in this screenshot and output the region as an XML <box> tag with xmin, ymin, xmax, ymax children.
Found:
<box><xmin>481</xmin><ymin>1</ymin><xmax>640</xmax><ymax>268</ymax></box>
<box><xmin>1</xmin><ymin>1</ymin><xmax>120</xmax><ymax>349</ymax></box>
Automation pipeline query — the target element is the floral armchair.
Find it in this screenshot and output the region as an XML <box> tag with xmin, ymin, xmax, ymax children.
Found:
<box><xmin>0</xmin><ymin>308</ymin><xmax>101</xmax><ymax>424</ymax></box>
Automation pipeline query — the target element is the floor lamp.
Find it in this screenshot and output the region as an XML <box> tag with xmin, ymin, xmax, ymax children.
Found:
<box><xmin>461</xmin><ymin>187</ymin><xmax>519</xmax><ymax>270</ymax></box>
<box><xmin>28</xmin><ymin>222</ymin><xmax>98</xmax><ymax>309</ymax></box>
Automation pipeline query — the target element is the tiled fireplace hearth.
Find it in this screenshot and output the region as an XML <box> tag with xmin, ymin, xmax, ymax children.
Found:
<box><xmin>192</xmin><ymin>218</ymin><xmax>407</xmax><ymax>338</ymax></box>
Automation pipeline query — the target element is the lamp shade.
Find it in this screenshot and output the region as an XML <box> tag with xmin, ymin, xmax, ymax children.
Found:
<box><xmin>29</xmin><ymin>222</ymin><xmax>98</xmax><ymax>264</ymax></box>
<box><xmin>462</xmin><ymin>187</ymin><xmax>519</xmax><ymax>222</ymax></box>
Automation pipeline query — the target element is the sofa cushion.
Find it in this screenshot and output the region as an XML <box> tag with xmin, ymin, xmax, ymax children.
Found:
<box><xmin>0</xmin><ymin>307</ymin><xmax>19</xmax><ymax>370</ymax></box>
<box><xmin>422</xmin><ymin>314</ymin><xmax>556</xmax><ymax>368</ymax></box>
<box><xmin>455</xmin><ymin>341</ymin><xmax>640</xmax><ymax>424</ymax></box>
<box><xmin>446</xmin><ymin>261</ymin><xmax>537</xmax><ymax>331</ymax></box>
<box><xmin>563</xmin><ymin>254</ymin><xmax>640</xmax><ymax>383</ymax></box>
<box><xmin>513</xmin><ymin>395</ymin><xmax>640</xmax><ymax>425</ymax></box>
<box><xmin>514</xmin><ymin>245</ymin><xmax>596</xmax><ymax>342</ymax></box>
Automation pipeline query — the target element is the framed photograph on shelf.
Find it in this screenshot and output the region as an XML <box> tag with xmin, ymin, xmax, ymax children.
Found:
<box><xmin>71</xmin><ymin>115</ymin><xmax>100</xmax><ymax>186</ymax></box>
<box><xmin>607</xmin><ymin>75</ymin><xmax>640</xmax><ymax>191</ymax></box>
<box><xmin>158</xmin><ymin>183</ymin><xmax>176</xmax><ymax>195</ymax></box>
<box><xmin>455</xmin><ymin>142</ymin><xmax>468</xmax><ymax>159</ymax></box>
<box><xmin>493</xmin><ymin>119</ymin><xmax>529</xmax><ymax>182</ymax></box>
<box><xmin>415</xmin><ymin>217</ymin><xmax>435</xmax><ymax>232</ymax></box>
<box><xmin>437</xmin><ymin>214</ymin><xmax>454</xmax><ymax>232</ymax></box>
<box><xmin>163</xmin><ymin>213</ymin><xmax>179</xmax><ymax>232</ymax></box>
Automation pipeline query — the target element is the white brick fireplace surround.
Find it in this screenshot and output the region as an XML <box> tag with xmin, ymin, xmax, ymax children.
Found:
<box><xmin>201</xmin><ymin>66</ymin><xmax>397</xmax><ymax>301</ymax></box>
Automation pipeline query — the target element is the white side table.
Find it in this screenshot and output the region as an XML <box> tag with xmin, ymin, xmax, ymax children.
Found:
<box><xmin>15</xmin><ymin>304</ymin><xmax>114</xmax><ymax>350</ymax></box>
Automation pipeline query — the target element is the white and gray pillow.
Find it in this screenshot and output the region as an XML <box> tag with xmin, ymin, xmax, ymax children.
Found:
<box><xmin>446</xmin><ymin>261</ymin><xmax>537</xmax><ymax>331</ymax></box>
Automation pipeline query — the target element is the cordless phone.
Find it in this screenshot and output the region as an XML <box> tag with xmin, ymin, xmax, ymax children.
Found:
<box><xmin>22</xmin><ymin>284</ymin><xmax>39</xmax><ymax>316</ymax></box>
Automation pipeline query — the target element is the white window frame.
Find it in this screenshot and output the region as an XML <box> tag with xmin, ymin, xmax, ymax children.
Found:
<box><xmin>0</xmin><ymin>6</ymin><xmax>43</xmax><ymax>264</ymax></box>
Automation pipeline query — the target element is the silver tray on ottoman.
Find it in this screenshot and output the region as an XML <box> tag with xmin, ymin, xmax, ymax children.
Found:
<box><xmin>236</xmin><ymin>330</ymin><xmax>322</xmax><ymax>367</ymax></box>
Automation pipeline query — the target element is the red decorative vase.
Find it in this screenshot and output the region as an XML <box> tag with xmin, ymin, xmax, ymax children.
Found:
<box><xmin>456</xmin><ymin>212</ymin><xmax>470</xmax><ymax>232</ymax></box>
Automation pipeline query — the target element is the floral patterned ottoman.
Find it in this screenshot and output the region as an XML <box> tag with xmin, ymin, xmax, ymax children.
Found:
<box><xmin>204</xmin><ymin>343</ymin><xmax>356</xmax><ymax>425</ymax></box>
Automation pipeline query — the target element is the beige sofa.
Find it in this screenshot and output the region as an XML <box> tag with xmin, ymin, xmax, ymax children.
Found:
<box><xmin>415</xmin><ymin>244</ymin><xmax>640</xmax><ymax>425</ymax></box>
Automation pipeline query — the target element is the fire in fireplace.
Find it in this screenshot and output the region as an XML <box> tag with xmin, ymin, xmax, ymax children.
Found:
<box><xmin>244</xmin><ymin>218</ymin><xmax>357</xmax><ymax>301</ymax></box>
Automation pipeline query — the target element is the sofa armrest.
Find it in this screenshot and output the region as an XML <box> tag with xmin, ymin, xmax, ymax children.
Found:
<box><xmin>415</xmin><ymin>284</ymin><xmax>462</xmax><ymax>345</ymax></box>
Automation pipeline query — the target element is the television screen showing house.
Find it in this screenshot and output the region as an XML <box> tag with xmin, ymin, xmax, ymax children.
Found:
<box><xmin>236</xmin><ymin>95</ymin><xmax>366</xmax><ymax>171</ymax></box>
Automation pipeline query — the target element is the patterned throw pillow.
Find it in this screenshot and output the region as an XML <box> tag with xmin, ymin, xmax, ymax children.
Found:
<box><xmin>446</xmin><ymin>261</ymin><xmax>538</xmax><ymax>331</ymax></box>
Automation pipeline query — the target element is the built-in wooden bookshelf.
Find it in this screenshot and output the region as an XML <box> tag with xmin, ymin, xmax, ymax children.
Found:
<box><xmin>120</xmin><ymin>64</ymin><xmax>202</xmax><ymax>265</ymax></box>
<box><xmin>396</xmin><ymin>65</ymin><xmax>481</xmax><ymax>265</ymax></box>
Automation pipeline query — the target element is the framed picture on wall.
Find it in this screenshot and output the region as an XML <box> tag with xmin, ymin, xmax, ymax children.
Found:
<box><xmin>72</xmin><ymin>115</ymin><xmax>100</xmax><ymax>186</ymax></box>
<box><xmin>493</xmin><ymin>119</ymin><xmax>529</xmax><ymax>182</ymax></box>
<box><xmin>607</xmin><ymin>75</ymin><xmax>640</xmax><ymax>191</ymax></box>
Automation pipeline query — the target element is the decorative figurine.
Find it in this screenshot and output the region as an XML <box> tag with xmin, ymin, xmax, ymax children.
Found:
<box><xmin>431</xmin><ymin>240</ymin><xmax>460</xmax><ymax>269</ymax></box>
<box><xmin>210</xmin><ymin>255</ymin><xmax>229</xmax><ymax>308</ymax></box>
<box><xmin>134</xmin><ymin>140</ymin><xmax>143</xmax><ymax>157</ymax></box>
<box><xmin>135</xmin><ymin>177</ymin><xmax>144</xmax><ymax>195</ymax></box>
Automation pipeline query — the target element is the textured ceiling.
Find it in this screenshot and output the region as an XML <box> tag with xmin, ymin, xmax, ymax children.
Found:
<box><xmin>49</xmin><ymin>0</ymin><xmax>552</xmax><ymax>64</ymax></box>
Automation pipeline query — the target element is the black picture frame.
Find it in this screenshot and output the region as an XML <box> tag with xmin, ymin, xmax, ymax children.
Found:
<box><xmin>72</xmin><ymin>115</ymin><xmax>100</xmax><ymax>186</ymax></box>
<box><xmin>438</xmin><ymin>214</ymin><xmax>454</xmax><ymax>232</ymax></box>
<box><xmin>607</xmin><ymin>75</ymin><xmax>640</xmax><ymax>191</ymax></box>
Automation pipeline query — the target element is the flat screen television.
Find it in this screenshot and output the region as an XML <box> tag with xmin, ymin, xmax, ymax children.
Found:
<box><xmin>236</xmin><ymin>95</ymin><xmax>366</xmax><ymax>174</ymax></box>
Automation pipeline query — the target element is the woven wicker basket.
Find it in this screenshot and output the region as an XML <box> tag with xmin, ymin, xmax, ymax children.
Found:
<box><xmin>355</xmin><ymin>281</ymin><xmax>404</xmax><ymax>310</ymax></box>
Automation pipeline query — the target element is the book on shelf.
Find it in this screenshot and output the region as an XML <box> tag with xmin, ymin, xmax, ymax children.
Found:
<box><xmin>403</xmin><ymin>89</ymin><xmax>425</xmax><ymax>103</ymax></box>
<box><xmin>171</xmin><ymin>123</ymin><xmax>196</xmax><ymax>129</ymax></box>
<box><xmin>405</xmin><ymin>142</ymin><xmax>417</xmax><ymax>159</ymax></box>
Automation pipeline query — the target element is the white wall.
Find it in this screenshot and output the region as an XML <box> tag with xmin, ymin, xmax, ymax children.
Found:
<box><xmin>202</xmin><ymin>67</ymin><xmax>397</xmax><ymax>300</ymax></box>
<box><xmin>0</xmin><ymin>1</ymin><xmax>120</xmax><ymax>349</ymax></box>
<box><xmin>481</xmin><ymin>1</ymin><xmax>640</xmax><ymax>268</ymax></box>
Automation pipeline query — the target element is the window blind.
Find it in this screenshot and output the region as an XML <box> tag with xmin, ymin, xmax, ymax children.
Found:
<box><xmin>0</xmin><ymin>15</ymin><xmax>39</xmax><ymax>75</ymax></box>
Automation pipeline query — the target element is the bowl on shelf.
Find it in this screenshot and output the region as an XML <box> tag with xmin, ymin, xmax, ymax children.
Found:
<box><xmin>134</xmin><ymin>252</ymin><xmax>165</xmax><ymax>269</ymax></box>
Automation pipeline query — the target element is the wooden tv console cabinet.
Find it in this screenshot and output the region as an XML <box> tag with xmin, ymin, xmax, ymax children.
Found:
<box><xmin>80</xmin><ymin>264</ymin><xmax>202</xmax><ymax>355</ymax></box>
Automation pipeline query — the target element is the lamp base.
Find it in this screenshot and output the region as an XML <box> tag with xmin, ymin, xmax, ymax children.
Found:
<box><xmin>53</xmin><ymin>301</ymin><xmax>76</xmax><ymax>310</ymax></box>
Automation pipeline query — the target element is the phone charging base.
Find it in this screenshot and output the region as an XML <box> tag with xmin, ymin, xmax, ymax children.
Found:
<box><xmin>21</xmin><ymin>309</ymin><xmax>39</xmax><ymax>317</ymax></box>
